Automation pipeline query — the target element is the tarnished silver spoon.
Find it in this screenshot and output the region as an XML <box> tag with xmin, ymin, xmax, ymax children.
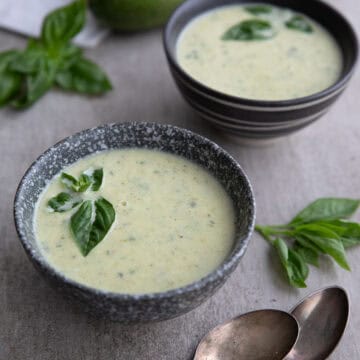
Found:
<box><xmin>194</xmin><ymin>286</ymin><xmax>349</xmax><ymax>360</ymax></box>
<box><xmin>286</xmin><ymin>286</ymin><xmax>349</xmax><ymax>360</ymax></box>
<box><xmin>193</xmin><ymin>309</ymin><xmax>299</xmax><ymax>360</ymax></box>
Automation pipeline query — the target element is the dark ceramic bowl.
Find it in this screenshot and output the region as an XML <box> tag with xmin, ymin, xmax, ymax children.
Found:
<box><xmin>14</xmin><ymin>123</ymin><xmax>255</xmax><ymax>323</ymax></box>
<box><xmin>164</xmin><ymin>0</ymin><xmax>358</xmax><ymax>141</ymax></box>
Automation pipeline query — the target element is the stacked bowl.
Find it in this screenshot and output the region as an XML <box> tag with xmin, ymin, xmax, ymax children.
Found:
<box><xmin>164</xmin><ymin>0</ymin><xmax>358</xmax><ymax>142</ymax></box>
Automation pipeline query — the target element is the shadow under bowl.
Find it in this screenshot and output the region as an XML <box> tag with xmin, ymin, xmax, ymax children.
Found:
<box><xmin>14</xmin><ymin>122</ymin><xmax>255</xmax><ymax>323</ymax></box>
<box><xmin>164</xmin><ymin>0</ymin><xmax>358</xmax><ymax>142</ymax></box>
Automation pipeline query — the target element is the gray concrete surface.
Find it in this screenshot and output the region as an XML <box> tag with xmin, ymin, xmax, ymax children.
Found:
<box><xmin>0</xmin><ymin>1</ymin><xmax>359</xmax><ymax>358</ymax></box>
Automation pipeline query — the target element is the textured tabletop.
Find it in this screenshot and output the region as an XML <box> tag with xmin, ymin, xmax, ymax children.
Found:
<box><xmin>0</xmin><ymin>1</ymin><xmax>359</xmax><ymax>359</ymax></box>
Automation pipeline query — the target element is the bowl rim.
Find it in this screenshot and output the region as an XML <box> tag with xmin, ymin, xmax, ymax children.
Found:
<box><xmin>163</xmin><ymin>0</ymin><xmax>359</xmax><ymax>109</ymax></box>
<box><xmin>14</xmin><ymin>122</ymin><xmax>256</xmax><ymax>301</ymax></box>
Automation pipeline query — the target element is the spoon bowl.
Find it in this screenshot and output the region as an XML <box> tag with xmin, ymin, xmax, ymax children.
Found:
<box><xmin>194</xmin><ymin>309</ymin><xmax>299</xmax><ymax>360</ymax></box>
<box><xmin>286</xmin><ymin>286</ymin><xmax>349</xmax><ymax>360</ymax></box>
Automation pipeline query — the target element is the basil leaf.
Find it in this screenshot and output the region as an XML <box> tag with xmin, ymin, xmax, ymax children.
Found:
<box><xmin>11</xmin><ymin>57</ymin><xmax>58</xmax><ymax>108</ymax></box>
<box><xmin>80</xmin><ymin>168</ymin><xmax>104</xmax><ymax>191</ymax></box>
<box><xmin>290</xmin><ymin>198</ymin><xmax>360</xmax><ymax>225</ymax></box>
<box><xmin>245</xmin><ymin>5</ymin><xmax>273</xmax><ymax>15</ymax></box>
<box><xmin>315</xmin><ymin>220</ymin><xmax>360</xmax><ymax>248</ymax></box>
<box><xmin>342</xmin><ymin>237</ymin><xmax>360</xmax><ymax>248</ymax></box>
<box><xmin>287</xmin><ymin>249</ymin><xmax>309</xmax><ymax>287</ymax></box>
<box><xmin>294</xmin><ymin>244</ymin><xmax>319</xmax><ymax>267</ymax></box>
<box><xmin>294</xmin><ymin>234</ymin><xmax>322</xmax><ymax>254</ymax></box>
<box><xmin>90</xmin><ymin>168</ymin><xmax>103</xmax><ymax>191</ymax></box>
<box><xmin>55</xmin><ymin>57</ymin><xmax>112</xmax><ymax>94</ymax></box>
<box><xmin>286</xmin><ymin>15</ymin><xmax>313</xmax><ymax>33</ymax></box>
<box><xmin>47</xmin><ymin>192</ymin><xmax>82</xmax><ymax>212</ymax></box>
<box><xmin>0</xmin><ymin>50</ymin><xmax>21</xmax><ymax>72</ymax></box>
<box><xmin>58</xmin><ymin>44</ymin><xmax>83</xmax><ymax>71</ymax></box>
<box><xmin>61</xmin><ymin>172</ymin><xmax>80</xmax><ymax>191</ymax></box>
<box><xmin>273</xmin><ymin>238</ymin><xmax>308</xmax><ymax>288</ymax></box>
<box><xmin>9</xmin><ymin>54</ymin><xmax>41</xmax><ymax>75</ymax></box>
<box><xmin>71</xmin><ymin>198</ymin><xmax>115</xmax><ymax>256</ymax></box>
<box><xmin>222</xmin><ymin>19</ymin><xmax>275</xmax><ymax>41</ymax></box>
<box><xmin>41</xmin><ymin>0</ymin><xmax>86</xmax><ymax>49</ymax></box>
<box><xmin>295</xmin><ymin>223</ymin><xmax>340</xmax><ymax>240</ymax></box>
<box><xmin>9</xmin><ymin>42</ymin><xmax>48</xmax><ymax>75</ymax></box>
<box><xmin>70</xmin><ymin>200</ymin><xmax>94</xmax><ymax>256</ymax></box>
<box><xmin>0</xmin><ymin>50</ymin><xmax>22</xmax><ymax>106</ymax></box>
<box><xmin>337</xmin><ymin>222</ymin><xmax>360</xmax><ymax>248</ymax></box>
<box><xmin>79</xmin><ymin>174</ymin><xmax>93</xmax><ymax>192</ymax></box>
<box><xmin>61</xmin><ymin>172</ymin><xmax>91</xmax><ymax>192</ymax></box>
<box><xmin>0</xmin><ymin>70</ymin><xmax>21</xmax><ymax>107</ymax></box>
<box><xmin>61</xmin><ymin>168</ymin><xmax>103</xmax><ymax>192</ymax></box>
<box><xmin>89</xmin><ymin>198</ymin><xmax>116</xmax><ymax>250</ymax></box>
<box><xmin>302</xmin><ymin>234</ymin><xmax>350</xmax><ymax>271</ymax></box>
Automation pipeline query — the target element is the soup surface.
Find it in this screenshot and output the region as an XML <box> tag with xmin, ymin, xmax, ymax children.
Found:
<box><xmin>34</xmin><ymin>149</ymin><xmax>235</xmax><ymax>294</ymax></box>
<box><xmin>177</xmin><ymin>4</ymin><xmax>343</xmax><ymax>100</ymax></box>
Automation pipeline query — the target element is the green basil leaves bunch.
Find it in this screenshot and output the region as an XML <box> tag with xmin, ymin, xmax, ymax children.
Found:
<box><xmin>256</xmin><ymin>198</ymin><xmax>360</xmax><ymax>288</ymax></box>
<box><xmin>0</xmin><ymin>0</ymin><xmax>112</xmax><ymax>109</ymax></box>
<box><xmin>48</xmin><ymin>168</ymin><xmax>115</xmax><ymax>257</ymax></box>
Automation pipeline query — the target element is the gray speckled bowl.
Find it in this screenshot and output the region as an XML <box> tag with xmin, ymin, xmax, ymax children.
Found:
<box><xmin>14</xmin><ymin>122</ymin><xmax>255</xmax><ymax>323</ymax></box>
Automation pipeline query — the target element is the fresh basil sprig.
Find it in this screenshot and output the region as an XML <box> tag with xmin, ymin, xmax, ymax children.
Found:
<box><xmin>0</xmin><ymin>0</ymin><xmax>112</xmax><ymax>109</ymax></box>
<box><xmin>285</xmin><ymin>15</ymin><xmax>313</xmax><ymax>33</ymax></box>
<box><xmin>256</xmin><ymin>198</ymin><xmax>360</xmax><ymax>288</ymax></box>
<box><xmin>47</xmin><ymin>167</ymin><xmax>115</xmax><ymax>256</ymax></box>
<box><xmin>222</xmin><ymin>19</ymin><xmax>276</xmax><ymax>41</ymax></box>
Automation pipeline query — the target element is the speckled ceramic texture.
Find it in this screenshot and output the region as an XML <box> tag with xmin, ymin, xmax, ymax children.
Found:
<box><xmin>14</xmin><ymin>122</ymin><xmax>255</xmax><ymax>323</ymax></box>
<box><xmin>164</xmin><ymin>0</ymin><xmax>358</xmax><ymax>141</ymax></box>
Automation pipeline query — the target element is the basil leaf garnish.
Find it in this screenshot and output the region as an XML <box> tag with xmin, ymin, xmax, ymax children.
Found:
<box><xmin>285</xmin><ymin>15</ymin><xmax>313</xmax><ymax>33</ymax></box>
<box><xmin>222</xmin><ymin>19</ymin><xmax>276</xmax><ymax>41</ymax></box>
<box><xmin>47</xmin><ymin>167</ymin><xmax>114</xmax><ymax>256</ymax></box>
<box><xmin>47</xmin><ymin>192</ymin><xmax>82</xmax><ymax>212</ymax></box>
<box><xmin>273</xmin><ymin>238</ymin><xmax>308</xmax><ymax>288</ymax></box>
<box><xmin>77</xmin><ymin>174</ymin><xmax>93</xmax><ymax>192</ymax></box>
<box><xmin>256</xmin><ymin>197</ymin><xmax>360</xmax><ymax>288</ymax></box>
<box><xmin>41</xmin><ymin>0</ymin><xmax>86</xmax><ymax>49</ymax></box>
<box><xmin>90</xmin><ymin>168</ymin><xmax>104</xmax><ymax>191</ymax></box>
<box><xmin>61</xmin><ymin>168</ymin><xmax>103</xmax><ymax>193</ymax></box>
<box><xmin>55</xmin><ymin>58</ymin><xmax>112</xmax><ymax>94</ymax></box>
<box><xmin>245</xmin><ymin>5</ymin><xmax>273</xmax><ymax>15</ymax></box>
<box><xmin>61</xmin><ymin>172</ymin><xmax>80</xmax><ymax>191</ymax></box>
<box><xmin>71</xmin><ymin>198</ymin><xmax>115</xmax><ymax>256</ymax></box>
<box><xmin>290</xmin><ymin>198</ymin><xmax>360</xmax><ymax>225</ymax></box>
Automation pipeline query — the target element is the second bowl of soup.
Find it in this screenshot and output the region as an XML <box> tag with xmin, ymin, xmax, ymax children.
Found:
<box><xmin>164</xmin><ymin>0</ymin><xmax>358</xmax><ymax>141</ymax></box>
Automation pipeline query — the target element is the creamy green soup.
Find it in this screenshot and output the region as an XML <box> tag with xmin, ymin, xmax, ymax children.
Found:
<box><xmin>34</xmin><ymin>149</ymin><xmax>235</xmax><ymax>294</ymax></box>
<box><xmin>177</xmin><ymin>4</ymin><xmax>343</xmax><ymax>100</ymax></box>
